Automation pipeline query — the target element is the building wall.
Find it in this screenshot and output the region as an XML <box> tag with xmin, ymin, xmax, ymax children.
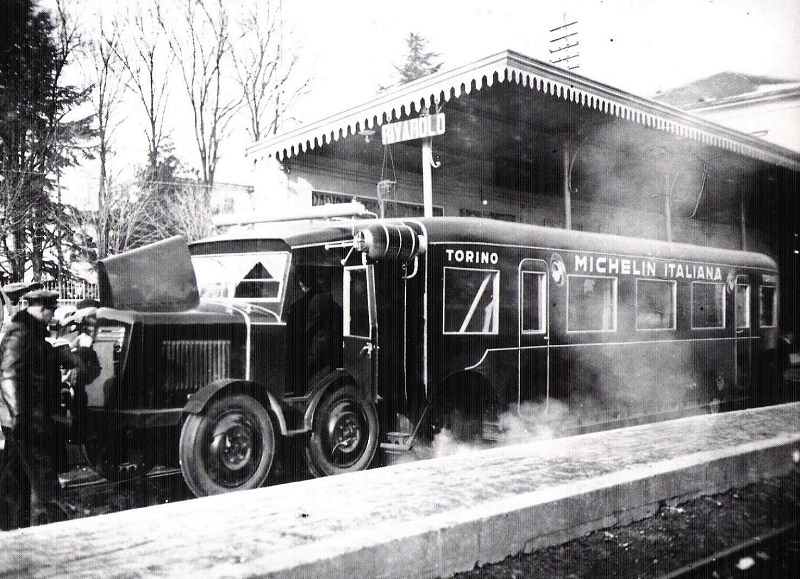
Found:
<box><xmin>264</xmin><ymin>153</ymin><xmax>770</xmax><ymax>258</ymax></box>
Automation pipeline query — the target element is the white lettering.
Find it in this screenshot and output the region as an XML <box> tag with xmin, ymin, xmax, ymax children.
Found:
<box><xmin>621</xmin><ymin>259</ymin><xmax>631</xmax><ymax>275</ymax></box>
<box><xmin>445</xmin><ymin>248</ymin><xmax>499</xmax><ymax>264</ymax></box>
<box><xmin>596</xmin><ymin>257</ymin><xmax>607</xmax><ymax>273</ymax></box>
<box><xmin>381</xmin><ymin>114</ymin><xmax>447</xmax><ymax>145</ymax></box>
<box><xmin>575</xmin><ymin>255</ymin><xmax>588</xmax><ymax>272</ymax></box>
<box><xmin>608</xmin><ymin>258</ymin><xmax>619</xmax><ymax>274</ymax></box>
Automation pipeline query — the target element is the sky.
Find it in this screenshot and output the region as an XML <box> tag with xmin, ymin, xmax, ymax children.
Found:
<box><xmin>277</xmin><ymin>0</ymin><xmax>800</xmax><ymax>125</ymax></box>
<box><xmin>56</xmin><ymin>0</ymin><xmax>800</xmax><ymax>196</ymax></box>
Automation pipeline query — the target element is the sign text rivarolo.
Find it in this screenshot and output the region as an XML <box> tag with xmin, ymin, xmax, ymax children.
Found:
<box><xmin>381</xmin><ymin>113</ymin><xmax>446</xmax><ymax>145</ymax></box>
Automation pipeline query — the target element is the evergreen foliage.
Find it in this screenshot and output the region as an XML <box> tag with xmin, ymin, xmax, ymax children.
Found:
<box><xmin>0</xmin><ymin>0</ymin><xmax>93</xmax><ymax>284</ymax></box>
<box><xmin>379</xmin><ymin>33</ymin><xmax>442</xmax><ymax>92</ymax></box>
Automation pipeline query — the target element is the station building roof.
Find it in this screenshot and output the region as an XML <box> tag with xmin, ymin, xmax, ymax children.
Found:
<box><xmin>246</xmin><ymin>50</ymin><xmax>800</xmax><ymax>172</ymax></box>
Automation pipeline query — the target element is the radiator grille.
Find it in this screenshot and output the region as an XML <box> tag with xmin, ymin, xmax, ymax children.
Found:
<box><xmin>160</xmin><ymin>340</ymin><xmax>231</xmax><ymax>392</ymax></box>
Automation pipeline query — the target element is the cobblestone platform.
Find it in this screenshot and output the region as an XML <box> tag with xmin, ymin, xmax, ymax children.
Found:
<box><xmin>0</xmin><ymin>403</ymin><xmax>798</xmax><ymax>579</ymax></box>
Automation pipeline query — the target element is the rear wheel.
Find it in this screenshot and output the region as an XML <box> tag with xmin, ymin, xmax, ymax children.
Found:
<box><xmin>179</xmin><ymin>394</ymin><xmax>275</xmax><ymax>497</ymax></box>
<box><xmin>305</xmin><ymin>386</ymin><xmax>379</xmax><ymax>477</ymax></box>
<box><xmin>428</xmin><ymin>380</ymin><xmax>500</xmax><ymax>444</ymax></box>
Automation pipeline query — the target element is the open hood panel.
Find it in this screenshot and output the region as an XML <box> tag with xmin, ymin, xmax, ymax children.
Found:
<box><xmin>97</xmin><ymin>236</ymin><xmax>200</xmax><ymax>312</ymax></box>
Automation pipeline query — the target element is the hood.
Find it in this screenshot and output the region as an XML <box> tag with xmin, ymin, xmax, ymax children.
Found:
<box><xmin>97</xmin><ymin>236</ymin><xmax>200</xmax><ymax>312</ymax></box>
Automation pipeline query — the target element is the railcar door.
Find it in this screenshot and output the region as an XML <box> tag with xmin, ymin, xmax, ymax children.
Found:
<box><xmin>343</xmin><ymin>265</ymin><xmax>378</xmax><ymax>396</ymax></box>
<box><xmin>518</xmin><ymin>258</ymin><xmax>550</xmax><ymax>408</ymax></box>
<box><xmin>735</xmin><ymin>275</ymin><xmax>752</xmax><ymax>391</ymax></box>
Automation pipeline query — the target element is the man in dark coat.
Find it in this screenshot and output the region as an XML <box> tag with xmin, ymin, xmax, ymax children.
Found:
<box><xmin>0</xmin><ymin>289</ymin><xmax>67</xmax><ymax>528</ymax></box>
<box><xmin>286</xmin><ymin>266</ymin><xmax>343</xmax><ymax>393</ymax></box>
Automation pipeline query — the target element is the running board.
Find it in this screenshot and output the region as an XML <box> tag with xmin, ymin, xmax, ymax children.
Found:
<box><xmin>381</xmin><ymin>420</ymin><xmax>506</xmax><ymax>452</ymax></box>
<box><xmin>381</xmin><ymin>431</ymin><xmax>413</xmax><ymax>452</ymax></box>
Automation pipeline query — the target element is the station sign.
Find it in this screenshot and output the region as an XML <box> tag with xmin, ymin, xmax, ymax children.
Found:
<box><xmin>381</xmin><ymin>113</ymin><xmax>446</xmax><ymax>145</ymax></box>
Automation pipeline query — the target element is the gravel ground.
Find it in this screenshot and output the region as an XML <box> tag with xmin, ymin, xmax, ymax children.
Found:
<box><xmin>451</xmin><ymin>467</ymin><xmax>800</xmax><ymax>579</ymax></box>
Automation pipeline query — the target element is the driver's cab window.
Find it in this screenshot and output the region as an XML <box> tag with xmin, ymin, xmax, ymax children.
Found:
<box><xmin>234</xmin><ymin>262</ymin><xmax>282</xmax><ymax>299</ymax></box>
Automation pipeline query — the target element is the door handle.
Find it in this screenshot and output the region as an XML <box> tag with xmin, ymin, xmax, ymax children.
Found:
<box><xmin>359</xmin><ymin>343</ymin><xmax>374</xmax><ymax>357</ymax></box>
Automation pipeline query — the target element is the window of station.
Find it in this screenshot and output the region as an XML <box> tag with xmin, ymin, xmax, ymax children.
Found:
<box><xmin>636</xmin><ymin>279</ymin><xmax>676</xmax><ymax>330</ymax></box>
<box><xmin>443</xmin><ymin>267</ymin><xmax>500</xmax><ymax>334</ymax></box>
<box><xmin>735</xmin><ymin>282</ymin><xmax>751</xmax><ymax>329</ymax></box>
<box><xmin>691</xmin><ymin>282</ymin><xmax>726</xmax><ymax>329</ymax></box>
<box><xmin>521</xmin><ymin>270</ymin><xmax>547</xmax><ymax>333</ymax></box>
<box><xmin>567</xmin><ymin>275</ymin><xmax>617</xmax><ymax>333</ymax></box>
<box><xmin>759</xmin><ymin>286</ymin><xmax>777</xmax><ymax>328</ymax></box>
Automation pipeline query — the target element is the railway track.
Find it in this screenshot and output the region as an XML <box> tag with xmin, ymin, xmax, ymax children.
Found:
<box><xmin>658</xmin><ymin>522</ymin><xmax>798</xmax><ymax>579</ymax></box>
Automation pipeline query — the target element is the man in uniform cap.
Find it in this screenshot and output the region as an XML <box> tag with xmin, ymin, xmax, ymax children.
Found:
<box><xmin>0</xmin><ymin>282</ymin><xmax>43</xmax><ymax>339</ymax></box>
<box><xmin>0</xmin><ymin>289</ymin><xmax>67</xmax><ymax>528</ymax></box>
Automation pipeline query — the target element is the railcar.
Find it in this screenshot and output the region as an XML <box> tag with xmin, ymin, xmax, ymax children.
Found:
<box><xmin>72</xmin><ymin>214</ymin><xmax>782</xmax><ymax>496</ymax></box>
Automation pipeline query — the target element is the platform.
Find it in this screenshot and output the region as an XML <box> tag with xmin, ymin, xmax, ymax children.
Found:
<box><xmin>0</xmin><ymin>403</ymin><xmax>798</xmax><ymax>579</ymax></box>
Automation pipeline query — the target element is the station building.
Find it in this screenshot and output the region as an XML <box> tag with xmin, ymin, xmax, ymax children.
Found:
<box><xmin>245</xmin><ymin>50</ymin><xmax>800</xmax><ymax>343</ymax></box>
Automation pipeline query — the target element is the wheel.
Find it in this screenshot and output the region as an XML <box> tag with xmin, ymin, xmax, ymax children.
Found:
<box><xmin>179</xmin><ymin>394</ymin><xmax>275</xmax><ymax>497</ymax></box>
<box><xmin>428</xmin><ymin>384</ymin><xmax>490</xmax><ymax>443</ymax></box>
<box><xmin>305</xmin><ymin>386</ymin><xmax>379</xmax><ymax>477</ymax></box>
<box><xmin>82</xmin><ymin>425</ymin><xmax>154</xmax><ymax>482</ymax></box>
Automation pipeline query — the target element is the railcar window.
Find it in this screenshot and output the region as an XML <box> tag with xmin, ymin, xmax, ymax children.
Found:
<box><xmin>759</xmin><ymin>286</ymin><xmax>777</xmax><ymax>328</ymax></box>
<box><xmin>636</xmin><ymin>279</ymin><xmax>676</xmax><ymax>330</ymax></box>
<box><xmin>345</xmin><ymin>268</ymin><xmax>371</xmax><ymax>338</ymax></box>
<box><xmin>567</xmin><ymin>275</ymin><xmax>617</xmax><ymax>332</ymax></box>
<box><xmin>691</xmin><ymin>282</ymin><xmax>726</xmax><ymax>329</ymax></box>
<box><xmin>521</xmin><ymin>271</ymin><xmax>547</xmax><ymax>333</ymax></box>
<box><xmin>736</xmin><ymin>283</ymin><xmax>751</xmax><ymax>329</ymax></box>
<box><xmin>443</xmin><ymin>267</ymin><xmax>500</xmax><ymax>334</ymax></box>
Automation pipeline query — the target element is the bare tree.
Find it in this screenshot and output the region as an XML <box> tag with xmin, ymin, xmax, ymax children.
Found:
<box><xmin>159</xmin><ymin>0</ymin><xmax>242</xmax><ymax>190</ymax></box>
<box><xmin>115</xmin><ymin>3</ymin><xmax>173</xmax><ymax>177</ymax></box>
<box><xmin>108</xmin><ymin>182</ymin><xmax>167</xmax><ymax>253</ymax></box>
<box><xmin>232</xmin><ymin>1</ymin><xmax>309</xmax><ymax>141</ymax></box>
<box><xmin>148</xmin><ymin>181</ymin><xmax>214</xmax><ymax>242</ymax></box>
<box><xmin>85</xmin><ymin>12</ymin><xmax>127</xmax><ymax>260</ymax></box>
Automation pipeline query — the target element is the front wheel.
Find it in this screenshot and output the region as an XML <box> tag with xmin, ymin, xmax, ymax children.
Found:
<box><xmin>179</xmin><ymin>394</ymin><xmax>275</xmax><ymax>497</ymax></box>
<box><xmin>305</xmin><ymin>386</ymin><xmax>379</xmax><ymax>477</ymax></box>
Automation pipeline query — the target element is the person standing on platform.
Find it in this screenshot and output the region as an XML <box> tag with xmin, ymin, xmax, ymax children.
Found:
<box><xmin>0</xmin><ymin>289</ymin><xmax>68</xmax><ymax>528</ymax></box>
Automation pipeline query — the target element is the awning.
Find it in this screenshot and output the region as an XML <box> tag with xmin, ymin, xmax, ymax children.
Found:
<box><xmin>246</xmin><ymin>50</ymin><xmax>800</xmax><ymax>171</ymax></box>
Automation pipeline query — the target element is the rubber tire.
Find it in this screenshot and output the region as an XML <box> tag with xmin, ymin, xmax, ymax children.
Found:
<box><xmin>305</xmin><ymin>386</ymin><xmax>379</xmax><ymax>478</ymax></box>
<box><xmin>179</xmin><ymin>394</ymin><xmax>275</xmax><ymax>497</ymax></box>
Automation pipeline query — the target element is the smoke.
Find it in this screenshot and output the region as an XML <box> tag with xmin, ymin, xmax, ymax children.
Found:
<box><xmin>391</xmin><ymin>400</ymin><xmax>576</xmax><ymax>463</ymax></box>
<box><xmin>385</xmin><ymin>339</ymin><xmax>720</xmax><ymax>466</ymax></box>
<box><xmin>572</xmin><ymin>119</ymin><xmax>716</xmax><ymax>241</ymax></box>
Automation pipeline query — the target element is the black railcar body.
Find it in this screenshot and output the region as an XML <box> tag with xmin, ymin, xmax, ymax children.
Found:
<box><xmin>73</xmin><ymin>217</ymin><xmax>782</xmax><ymax>495</ymax></box>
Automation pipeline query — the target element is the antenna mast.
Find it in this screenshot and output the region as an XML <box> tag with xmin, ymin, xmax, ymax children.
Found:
<box><xmin>549</xmin><ymin>16</ymin><xmax>580</xmax><ymax>71</ymax></box>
